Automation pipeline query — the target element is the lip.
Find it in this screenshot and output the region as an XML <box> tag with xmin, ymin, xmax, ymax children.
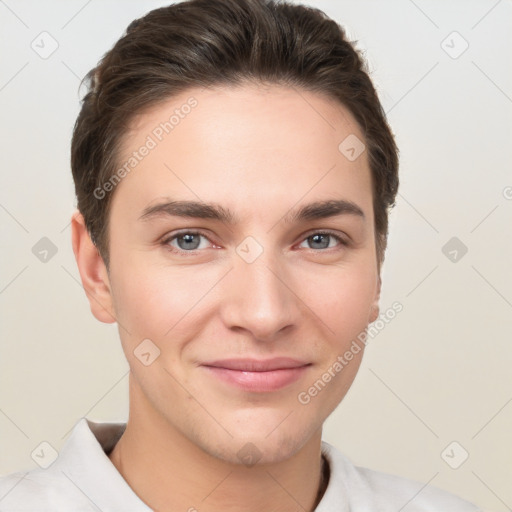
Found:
<box><xmin>201</xmin><ymin>357</ymin><xmax>311</xmax><ymax>392</ymax></box>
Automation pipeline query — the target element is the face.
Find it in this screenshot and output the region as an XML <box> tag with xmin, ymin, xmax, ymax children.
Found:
<box><xmin>96</xmin><ymin>84</ymin><xmax>380</xmax><ymax>464</ymax></box>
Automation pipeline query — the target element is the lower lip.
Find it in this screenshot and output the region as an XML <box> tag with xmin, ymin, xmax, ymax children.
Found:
<box><xmin>203</xmin><ymin>366</ymin><xmax>310</xmax><ymax>392</ymax></box>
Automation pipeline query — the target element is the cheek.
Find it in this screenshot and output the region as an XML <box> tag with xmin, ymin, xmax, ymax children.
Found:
<box><xmin>301</xmin><ymin>265</ymin><xmax>377</xmax><ymax>337</ymax></box>
<box><xmin>109</xmin><ymin>260</ymin><xmax>220</xmax><ymax>345</ymax></box>
<box><xmin>111</xmin><ymin>272</ymin><xmax>172</xmax><ymax>334</ymax></box>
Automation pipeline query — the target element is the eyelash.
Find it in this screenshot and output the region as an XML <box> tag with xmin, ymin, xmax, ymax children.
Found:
<box><xmin>160</xmin><ymin>230</ymin><xmax>348</xmax><ymax>255</ymax></box>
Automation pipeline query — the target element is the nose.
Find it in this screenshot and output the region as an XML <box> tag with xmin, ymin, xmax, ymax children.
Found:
<box><xmin>219</xmin><ymin>242</ymin><xmax>299</xmax><ymax>342</ymax></box>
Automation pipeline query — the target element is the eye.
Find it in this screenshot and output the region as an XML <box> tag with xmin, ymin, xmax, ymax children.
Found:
<box><xmin>162</xmin><ymin>231</ymin><xmax>213</xmax><ymax>253</ymax></box>
<box><xmin>298</xmin><ymin>231</ymin><xmax>347</xmax><ymax>251</ymax></box>
<box><xmin>161</xmin><ymin>229</ymin><xmax>348</xmax><ymax>256</ymax></box>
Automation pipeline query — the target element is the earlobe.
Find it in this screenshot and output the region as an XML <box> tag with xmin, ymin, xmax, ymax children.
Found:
<box><xmin>369</xmin><ymin>274</ymin><xmax>381</xmax><ymax>324</ymax></box>
<box><xmin>70</xmin><ymin>210</ymin><xmax>116</xmax><ymax>324</ymax></box>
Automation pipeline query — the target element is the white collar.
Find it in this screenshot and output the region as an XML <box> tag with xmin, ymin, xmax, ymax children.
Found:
<box><xmin>56</xmin><ymin>417</ymin><xmax>374</xmax><ymax>511</ymax></box>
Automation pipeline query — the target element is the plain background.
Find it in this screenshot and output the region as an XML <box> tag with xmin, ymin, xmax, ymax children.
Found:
<box><xmin>1</xmin><ymin>0</ymin><xmax>511</xmax><ymax>510</ymax></box>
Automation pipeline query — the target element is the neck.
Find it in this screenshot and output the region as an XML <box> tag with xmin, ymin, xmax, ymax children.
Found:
<box><xmin>108</xmin><ymin>375</ymin><xmax>329</xmax><ymax>512</ymax></box>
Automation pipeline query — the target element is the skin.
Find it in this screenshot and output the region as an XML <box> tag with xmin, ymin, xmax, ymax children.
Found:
<box><xmin>71</xmin><ymin>83</ymin><xmax>381</xmax><ymax>512</ymax></box>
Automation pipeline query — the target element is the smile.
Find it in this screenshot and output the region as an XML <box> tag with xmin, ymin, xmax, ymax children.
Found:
<box><xmin>201</xmin><ymin>358</ymin><xmax>311</xmax><ymax>392</ymax></box>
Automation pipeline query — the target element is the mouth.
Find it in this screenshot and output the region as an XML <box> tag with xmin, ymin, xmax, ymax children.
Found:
<box><xmin>201</xmin><ymin>357</ymin><xmax>312</xmax><ymax>392</ymax></box>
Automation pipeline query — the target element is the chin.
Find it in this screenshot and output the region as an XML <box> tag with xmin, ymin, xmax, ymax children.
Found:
<box><xmin>207</xmin><ymin>437</ymin><xmax>305</xmax><ymax>467</ymax></box>
<box><xmin>194</xmin><ymin>416</ymin><xmax>320</xmax><ymax>467</ymax></box>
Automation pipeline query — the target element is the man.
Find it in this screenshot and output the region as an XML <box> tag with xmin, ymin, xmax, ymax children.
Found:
<box><xmin>0</xmin><ymin>0</ymin><xmax>483</xmax><ymax>510</ymax></box>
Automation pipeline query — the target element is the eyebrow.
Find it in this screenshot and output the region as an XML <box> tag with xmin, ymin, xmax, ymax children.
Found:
<box><xmin>138</xmin><ymin>198</ymin><xmax>365</xmax><ymax>225</ymax></box>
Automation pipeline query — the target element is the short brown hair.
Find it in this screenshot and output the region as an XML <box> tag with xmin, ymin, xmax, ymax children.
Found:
<box><xmin>71</xmin><ymin>0</ymin><xmax>399</xmax><ymax>269</ymax></box>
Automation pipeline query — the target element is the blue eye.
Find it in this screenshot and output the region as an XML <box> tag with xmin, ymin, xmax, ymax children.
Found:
<box><xmin>161</xmin><ymin>230</ymin><xmax>347</xmax><ymax>255</ymax></box>
<box><xmin>299</xmin><ymin>232</ymin><xmax>347</xmax><ymax>250</ymax></box>
<box><xmin>163</xmin><ymin>231</ymin><xmax>210</xmax><ymax>252</ymax></box>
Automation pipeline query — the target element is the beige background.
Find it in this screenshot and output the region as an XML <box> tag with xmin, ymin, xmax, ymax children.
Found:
<box><xmin>1</xmin><ymin>0</ymin><xmax>511</xmax><ymax>510</ymax></box>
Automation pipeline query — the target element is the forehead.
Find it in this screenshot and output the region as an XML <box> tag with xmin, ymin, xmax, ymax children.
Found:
<box><xmin>121</xmin><ymin>82</ymin><xmax>365</xmax><ymax>156</ymax></box>
<box><xmin>111</xmin><ymin>83</ymin><xmax>373</xmax><ymax>222</ymax></box>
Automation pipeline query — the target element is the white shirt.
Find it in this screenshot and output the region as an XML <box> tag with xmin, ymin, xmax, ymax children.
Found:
<box><xmin>0</xmin><ymin>418</ymin><xmax>482</xmax><ymax>511</ymax></box>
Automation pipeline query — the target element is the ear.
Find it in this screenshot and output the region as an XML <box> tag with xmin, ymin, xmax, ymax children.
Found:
<box><xmin>369</xmin><ymin>274</ymin><xmax>381</xmax><ymax>324</ymax></box>
<box><xmin>71</xmin><ymin>210</ymin><xmax>116</xmax><ymax>324</ymax></box>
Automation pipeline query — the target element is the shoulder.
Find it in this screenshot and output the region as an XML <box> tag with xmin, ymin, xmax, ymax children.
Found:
<box><xmin>320</xmin><ymin>441</ymin><xmax>482</xmax><ymax>511</ymax></box>
<box><xmin>0</xmin><ymin>418</ymin><xmax>150</xmax><ymax>512</ymax></box>
<box><xmin>357</xmin><ymin>465</ymin><xmax>480</xmax><ymax>511</ymax></box>
<box><xmin>0</xmin><ymin>468</ymin><xmax>94</xmax><ymax>511</ymax></box>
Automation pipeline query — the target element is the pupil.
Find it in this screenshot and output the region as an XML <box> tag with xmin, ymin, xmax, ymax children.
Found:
<box><xmin>179</xmin><ymin>234</ymin><xmax>200</xmax><ymax>250</ymax></box>
<box><xmin>311</xmin><ymin>234</ymin><xmax>329</xmax><ymax>249</ymax></box>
